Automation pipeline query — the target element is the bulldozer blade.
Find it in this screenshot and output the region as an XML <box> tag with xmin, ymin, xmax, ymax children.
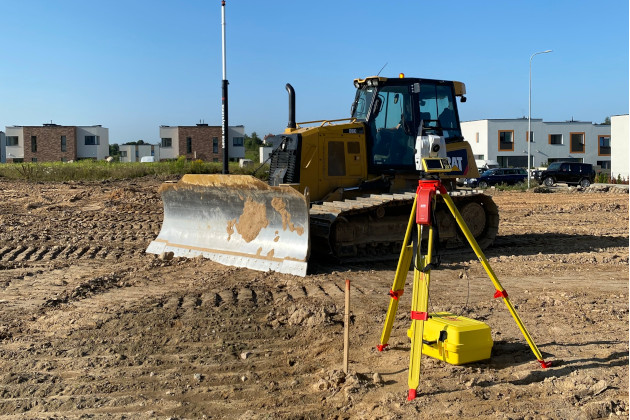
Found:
<box><xmin>146</xmin><ymin>174</ymin><xmax>310</xmax><ymax>276</ymax></box>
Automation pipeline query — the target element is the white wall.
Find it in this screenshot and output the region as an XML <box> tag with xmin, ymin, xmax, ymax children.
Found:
<box><xmin>147</xmin><ymin>144</ymin><xmax>160</xmax><ymax>161</ymax></box>
<box><xmin>259</xmin><ymin>146</ymin><xmax>273</xmax><ymax>163</ymax></box>
<box><xmin>159</xmin><ymin>126</ymin><xmax>179</xmax><ymax>159</ymax></box>
<box><xmin>119</xmin><ymin>145</ymin><xmax>133</xmax><ymax>163</ymax></box>
<box><xmin>611</xmin><ymin>115</ymin><xmax>629</xmax><ymax>178</ymax></box>
<box><xmin>4</xmin><ymin>126</ymin><xmax>24</xmax><ymax>160</ymax></box>
<box><xmin>76</xmin><ymin>126</ymin><xmax>109</xmax><ymax>160</ymax></box>
<box><xmin>461</xmin><ymin>120</ymin><xmax>488</xmax><ymax>160</ymax></box>
<box><xmin>228</xmin><ymin>125</ymin><xmax>245</xmax><ymax>159</ymax></box>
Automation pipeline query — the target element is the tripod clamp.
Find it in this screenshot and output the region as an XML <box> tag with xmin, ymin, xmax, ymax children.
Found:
<box><xmin>415</xmin><ymin>179</ymin><xmax>445</xmax><ymax>226</ymax></box>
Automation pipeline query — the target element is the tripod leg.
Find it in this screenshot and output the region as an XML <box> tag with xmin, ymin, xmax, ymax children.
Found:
<box><xmin>407</xmin><ymin>224</ymin><xmax>434</xmax><ymax>400</ymax></box>
<box><xmin>378</xmin><ymin>195</ymin><xmax>417</xmax><ymax>351</ymax></box>
<box><xmin>441</xmin><ymin>192</ymin><xmax>550</xmax><ymax>368</ymax></box>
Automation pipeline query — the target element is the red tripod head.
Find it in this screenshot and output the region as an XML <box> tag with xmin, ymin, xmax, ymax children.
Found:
<box><xmin>416</xmin><ymin>180</ymin><xmax>447</xmax><ymax>225</ymax></box>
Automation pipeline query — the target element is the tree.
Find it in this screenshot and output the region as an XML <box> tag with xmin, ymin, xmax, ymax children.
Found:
<box><xmin>244</xmin><ymin>132</ymin><xmax>263</xmax><ymax>149</ymax></box>
<box><xmin>109</xmin><ymin>143</ymin><xmax>120</xmax><ymax>157</ymax></box>
<box><xmin>602</xmin><ymin>116</ymin><xmax>611</xmax><ymax>125</ymax></box>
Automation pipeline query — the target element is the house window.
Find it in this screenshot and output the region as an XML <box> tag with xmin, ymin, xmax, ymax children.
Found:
<box><xmin>233</xmin><ymin>137</ymin><xmax>244</xmax><ymax>147</ymax></box>
<box><xmin>549</xmin><ymin>134</ymin><xmax>562</xmax><ymax>145</ymax></box>
<box><xmin>161</xmin><ymin>138</ymin><xmax>172</xmax><ymax>148</ymax></box>
<box><xmin>31</xmin><ymin>158</ymin><xmax>37</xmax><ymax>162</ymax></box>
<box><xmin>31</xmin><ymin>136</ymin><xmax>37</xmax><ymax>153</ymax></box>
<box><xmin>85</xmin><ymin>135</ymin><xmax>100</xmax><ymax>145</ymax></box>
<box><xmin>527</xmin><ymin>131</ymin><xmax>534</xmax><ymax>142</ymax></box>
<box><xmin>570</xmin><ymin>132</ymin><xmax>585</xmax><ymax>153</ymax></box>
<box><xmin>597</xmin><ymin>160</ymin><xmax>611</xmax><ymax>169</ymax></box>
<box><xmin>61</xmin><ymin>136</ymin><xmax>67</xmax><ymax>152</ymax></box>
<box><xmin>498</xmin><ymin>130</ymin><xmax>514</xmax><ymax>151</ymax></box>
<box><xmin>497</xmin><ymin>155</ymin><xmax>527</xmax><ymax>168</ymax></box>
<box><xmin>186</xmin><ymin>137</ymin><xmax>192</xmax><ymax>154</ymax></box>
<box><xmin>6</xmin><ymin>136</ymin><xmax>18</xmax><ymax>146</ymax></box>
<box><xmin>598</xmin><ymin>135</ymin><xmax>611</xmax><ymax>155</ymax></box>
<box><xmin>213</xmin><ymin>137</ymin><xmax>219</xmax><ymax>153</ymax></box>
<box><xmin>120</xmin><ymin>151</ymin><xmax>128</xmax><ymax>157</ymax></box>
<box><xmin>61</xmin><ymin>157</ymin><xmax>67</xmax><ymax>162</ymax></box>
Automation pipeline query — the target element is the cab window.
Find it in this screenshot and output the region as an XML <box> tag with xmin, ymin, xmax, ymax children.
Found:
<box><xmin>370</xmin><ymin>86</ymin><xmax>415</xmax><ymax>167</ymax></box>
<box><xmin>418</xmin><ymin>84</ymin><xmax>460</xmax><ymax>140</ymax></box>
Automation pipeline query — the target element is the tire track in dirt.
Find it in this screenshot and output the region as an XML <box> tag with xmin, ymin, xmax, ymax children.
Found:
<box><xmin>0</xmin><ymin>260</ymin><xmax>347</xmax><ymax>418</ymax></box>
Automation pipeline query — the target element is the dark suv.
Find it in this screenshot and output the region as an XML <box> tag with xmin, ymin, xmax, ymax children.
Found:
<box><xmin>539</xmin><ymin>162</ymin><xmax>595</xmax><ymax>187</ymax></box>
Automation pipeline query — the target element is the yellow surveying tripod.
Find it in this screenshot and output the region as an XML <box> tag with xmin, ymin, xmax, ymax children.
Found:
<box><xmin>377</xmin><ymin>161</ymin><xmax>551</xmax><ymax>401</ymax></box>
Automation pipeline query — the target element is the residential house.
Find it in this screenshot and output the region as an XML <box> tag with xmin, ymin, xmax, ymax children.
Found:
<box><xmin>119</xmin><ymin>143</ymin><xmax>161</xmax><ymax>163</ymax></box>
<box><xmin>461</xmin><ymin>119</ymin><xmax>611</xmax><ymax>170</ymax></box>
<box><xmin>159</xmin><ymin>124</ymin><xmax>245</xmax><ymax>162</ymax></box>
<box><xmin>4</xmin><ymin>124</ymin><xmax>109</xmax><ymax>162</ymax></box>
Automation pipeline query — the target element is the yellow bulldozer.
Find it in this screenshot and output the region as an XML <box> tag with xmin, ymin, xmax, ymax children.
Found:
<box><xmin>147</xmin><ymin>75</ymin><xmax>498</xmax><ymax>276</ymax></box>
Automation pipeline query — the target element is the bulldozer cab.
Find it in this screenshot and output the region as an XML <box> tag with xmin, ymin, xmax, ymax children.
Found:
<box><xmin>351</xmin><ymin>77</ymin><xmax>464</xmax><ymax>173</ymax></box>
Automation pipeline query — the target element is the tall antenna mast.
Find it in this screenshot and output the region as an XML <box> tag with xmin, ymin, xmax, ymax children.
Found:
<box><xmin>221</xmin><ymin>0</ymin><xmax>229</xmax><ymax>174</ymax></box>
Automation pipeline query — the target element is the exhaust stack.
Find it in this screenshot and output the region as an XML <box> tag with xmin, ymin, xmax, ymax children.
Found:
<box><xmin>286</xmin><ymin>83</ymin><xmax>296</xmax><ymax>129</ymax></box>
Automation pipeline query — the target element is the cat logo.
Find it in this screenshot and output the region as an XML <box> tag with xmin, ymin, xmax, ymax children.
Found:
<box><xmin>448</xmin><ymin>156</ymin><xmax>463</xmax><ymax>171</ymax></box>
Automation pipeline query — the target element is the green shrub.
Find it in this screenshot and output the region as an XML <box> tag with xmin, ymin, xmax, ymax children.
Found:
<box><xmin>0</xmin><ymin>158</ymin><xmax>269</xmax><ymax>182</ymax></box>
<box><xmin>595</xmin><ymin>172</ymin><xmax>609</xmax><ymax>184</ymax></box>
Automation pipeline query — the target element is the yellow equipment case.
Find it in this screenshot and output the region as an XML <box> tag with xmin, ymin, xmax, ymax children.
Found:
<box><xmin>408</xmin><ymin>312</ymin><xmax>493</xmax><ymax>365</ymax></box>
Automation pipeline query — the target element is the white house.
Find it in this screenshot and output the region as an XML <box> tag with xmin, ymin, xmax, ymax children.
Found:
<box><xmin>610</xmin><ymin>115</ymin><xmax>629</xmax><ymax>179</ymax></box>
<box><xmin>119</xmin><ymin>144</ymin><xmax>161</xmax><ymax>163</ymax></box>
<box><xmin>461</xmin><ymin>119</ymin><xmax>611</xmax><ymax>170</ymax></box>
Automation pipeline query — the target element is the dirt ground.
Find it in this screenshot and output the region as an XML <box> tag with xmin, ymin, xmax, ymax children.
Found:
<box><xmin>0</xmin><ymin>177</ymin><xmax>627</xmax><ymax>420</ymax></box>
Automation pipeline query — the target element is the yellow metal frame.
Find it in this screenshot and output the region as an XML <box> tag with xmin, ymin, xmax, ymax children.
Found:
<box><xmin>377</xmin><ymin>178</ymin><xmax>550</xmax><ymax>401</ymax></box>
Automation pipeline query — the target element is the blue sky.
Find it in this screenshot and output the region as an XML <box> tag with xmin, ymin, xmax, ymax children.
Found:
<box><xmin>2</xmin><ymin>0</ymin><xmax>628</xmax><ymax>144</ymax></box>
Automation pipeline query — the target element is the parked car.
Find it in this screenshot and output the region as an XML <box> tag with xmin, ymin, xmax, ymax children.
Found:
<box><xmin>464</xmin><ymin>168</ymin><xmax>528</xmax><ymax>188</ymax></box>
<box><xmin>538</xmin><ymin>162</ymin><xmax>595</xmax><ymax>187</ymax></box>
<box><xmin>531</xmin><ymin>169</ymin><xmax>543</xmax><ymax>182</ymax></box>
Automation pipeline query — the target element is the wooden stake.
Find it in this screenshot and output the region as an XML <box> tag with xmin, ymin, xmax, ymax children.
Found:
<box><xmin>343</xmin><ymin>279</ymin><xmax>350</xmax><ymax>374</ymax></box>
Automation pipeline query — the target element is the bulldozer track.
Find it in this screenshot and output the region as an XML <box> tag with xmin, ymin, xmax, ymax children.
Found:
<box><xmin>309</xmin><ymin>189</ymin><xmax>499</xmax><ymax>262</ymax></box>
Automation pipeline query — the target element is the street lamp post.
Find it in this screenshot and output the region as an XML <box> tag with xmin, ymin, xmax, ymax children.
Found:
<box><xmin>528</xmin><ymin>49</ymin><xmax>552</xmax><ymax>188</ymax></box>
